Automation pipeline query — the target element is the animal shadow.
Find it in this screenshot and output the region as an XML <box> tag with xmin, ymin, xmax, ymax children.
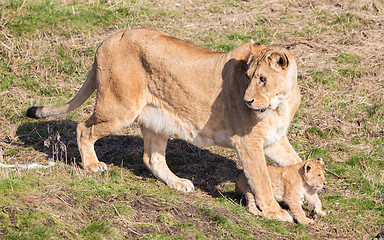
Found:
<box><xmin>17</xmin><ymin>120</ymin><xmax>241</xmax><ymax>196</ymax></box>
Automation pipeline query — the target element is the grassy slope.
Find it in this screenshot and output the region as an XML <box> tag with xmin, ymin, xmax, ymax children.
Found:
<box><xmin>0</xmin><ymin>0</ymin><xmax>383</xmax><ymax>239</ymax></box>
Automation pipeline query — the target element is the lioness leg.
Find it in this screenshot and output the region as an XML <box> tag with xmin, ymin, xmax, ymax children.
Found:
<box><xmin>235</xmin><ymin>172</ymin><xmax>262</xmax><ymax>215</ymax></box>
<box><xmin>235</xmin><ymin>138</ymin><xmax>293</xmax><ymax>222</ymax></box>
<box><xmin>141</xmin><ymin>126</ymin><xmax>194</xmax><ymax>192</ymax></box>
<box><xmin>77</xmin><ymin>115</ymin><xmax>134</xmax><ymax>171</ymax></box>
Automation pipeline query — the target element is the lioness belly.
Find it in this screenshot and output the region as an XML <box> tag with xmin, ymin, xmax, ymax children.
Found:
<box><xmin>136</xmin><ymin>105</ymin><xmax>232</xmax><ymax>147</ymax></box>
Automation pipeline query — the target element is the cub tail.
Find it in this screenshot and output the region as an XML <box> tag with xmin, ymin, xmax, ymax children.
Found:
<box><xmin>27</xmin><ymin>62</ymin><xmax>97</xmax><ymax>119</ymax></box>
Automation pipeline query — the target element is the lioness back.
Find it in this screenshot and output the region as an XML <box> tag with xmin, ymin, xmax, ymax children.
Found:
<box><xmin>94</xmin><ymin>29</ymin><xmax>240</xmax><ymax>146</ymax></box>
<box><xmin>236</xmin><ymin>158</ymin><xmax>326</xmax><ymax>224</ymax></box>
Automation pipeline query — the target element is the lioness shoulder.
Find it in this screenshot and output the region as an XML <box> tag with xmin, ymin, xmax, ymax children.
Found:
<box><xmin>236</xmin><ymin>158</ymin><xmax>327</xmax><ymax>224</ymax></box>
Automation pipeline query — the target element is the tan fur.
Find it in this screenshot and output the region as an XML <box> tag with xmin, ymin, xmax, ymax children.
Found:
<box><xmin>27</xmin><ymin>28</ymin><xmax>302</xmax><ymax>222</ymax></box>
<box><xmin>236</xmin><ymin>159</ymin><xmax>327</xmax><ymax>224</ymax></box>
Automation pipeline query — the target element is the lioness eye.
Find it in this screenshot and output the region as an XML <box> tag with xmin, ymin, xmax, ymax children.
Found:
<box><xmin>259</xmin><ymin>77</ymin><xmax>266</xmax><ymax>84</ymax></box>
<box><xmin>245</xmin><ymin>75</ymin><xmax>251</xmax><ymax>83</ymax></box>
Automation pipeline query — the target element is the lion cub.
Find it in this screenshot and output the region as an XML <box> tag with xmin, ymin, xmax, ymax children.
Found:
<box><xmin>236</xmin><ymin>158</ymin><xmax>327</xmax><ymax>224</ymax></box>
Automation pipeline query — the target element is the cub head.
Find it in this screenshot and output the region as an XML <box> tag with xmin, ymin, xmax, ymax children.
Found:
<box><xmin>302</xmin><ymin>158</ymin><xmax>327</xmax><ymax>190</ymax></box>
<box><xmin>243</xmin><ymin>41</ymin><xmax>297</xmax><ymax>119</ymax></box>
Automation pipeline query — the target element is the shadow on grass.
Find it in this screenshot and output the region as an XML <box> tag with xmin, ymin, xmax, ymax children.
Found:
<box><xmin>16</xmin><ymin>120</ymin><xmax>241</xmax><ymax>197</ymax></box>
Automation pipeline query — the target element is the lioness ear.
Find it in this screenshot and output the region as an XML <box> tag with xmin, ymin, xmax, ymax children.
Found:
<box><xmin>250</xmin><ymin>39</ymin><xmax>261</xmax><ymax>47</ymax></box>
<box><xmin>268</xmin><ymin>52</ymin><xmax>289</xmax><ymax>71</ymax></box>
<box><xmin>247</xmin><ymin>40</ymin><xmax>263</xmax><ymax>65</ymax></box>
<box><xmin>249</xmin><ymin>40</ymin><xmax>262</xmax><ymax>54</ymax></box>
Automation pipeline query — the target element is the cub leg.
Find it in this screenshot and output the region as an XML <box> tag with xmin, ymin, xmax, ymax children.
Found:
<box><xmin>244</xmin><ymin>191</ymin><xmax>261</xmax><ymax>215</ymax></box>
<box><xmin>141</xmin><ymin>126</ymin><xmax>194</xmax><ymax>192</ymax></box>
<box><xmin>304</xmin><ymin>192</ymin><xmax>326</xmax><ymax>216</ymax></box>
<box><xmin>77</xmin><ymin>115</ymin><xmax>133</xmax><ymax>171</ymax></box>
<box><xmin>285</xmin><ymin>196</ymin><xmax>314</xmax><ymax>224</ymax></box>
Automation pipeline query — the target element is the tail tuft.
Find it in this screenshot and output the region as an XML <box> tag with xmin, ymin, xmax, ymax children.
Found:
<box><xmin>26</xmin><ymin>106</ymin><xmax>44</xmax><ymax>119</ymax></box>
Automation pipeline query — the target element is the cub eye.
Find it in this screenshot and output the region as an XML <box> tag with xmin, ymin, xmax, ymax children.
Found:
<box><xmin>318</xmin><ymin>174</ymin><xmax>322</xmax><ymax>178</ymax></box>
<box><xmin>259</xmin><ymin>77</ymin><xmax>266</xmax><ymax>84</ymax></box>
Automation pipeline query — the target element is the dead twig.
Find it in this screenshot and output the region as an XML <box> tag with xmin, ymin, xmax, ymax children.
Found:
<box><xmin>325</xmin><ymin>169</ymin><xmax>344</xmax><ymax>179</ymax></box>
<box><xmin>0</xmin><ymin>41</ymin><xmax>11</xmax><ymax>50</ymax></box>
<box><xmin>112</xmin><ymin>204</ymin><xmax>143</xmax><ymax>236</ymax></box>
<box><xmin>258</xmin><ymin>1</ymin><xmax>281</xmax><ymax>12</ymax></box>
<box><xmin>372</xmin><ymin>0</ymin><xmax>383</xmax><ymax>13</ymax></box>
<box><xmin>343</xmin><ymin>182</ymin><xmax>357</xmax><ymax>192</ymax></box>
<box><xmin>217</xmin><ymin>189</ymin><xmax>238</xmax><ymax>206</ymax></box>
<box><xmin>0</xmin><ymin>147</ymin><xmax>3</xmax><ymax>162</ymax></box>
<box><xmin>56</xmin><ymin>195</ymin><xmax>70</xmax><ymax>205</ymax></box>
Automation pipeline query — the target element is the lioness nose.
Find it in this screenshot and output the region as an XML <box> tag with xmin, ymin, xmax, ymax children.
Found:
<box><xmin>245</xmin><ymin>99</ymin><xmax>254</xmax><ymax>106</ymax></box>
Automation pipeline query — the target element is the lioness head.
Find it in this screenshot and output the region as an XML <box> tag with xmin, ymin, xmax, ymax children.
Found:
<box><xmin>243</xmin><ymin>42</ymin><xmax>296</xmax><ymax>119</ymax></box>
<box><xmin>302</xmin><ymin>158</ymin><xmax>327</xmax><ymax>190</ymax></box>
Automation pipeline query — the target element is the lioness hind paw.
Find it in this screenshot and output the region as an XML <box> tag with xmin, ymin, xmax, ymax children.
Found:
<box><xmin>169</xmin><ymin>178</ymin><xmax>194</xmax><ymax>193</ymax></box>
<box><xmin>84</xmin><ymin>162</ymin><xmax>108</xmax><ymax>172</ymax></box>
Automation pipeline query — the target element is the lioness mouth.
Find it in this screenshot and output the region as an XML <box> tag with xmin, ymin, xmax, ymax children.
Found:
<box><xmin>251</xmin><ymin>107</ymin><xmax>268</xmax><ymax>113</ymax></box>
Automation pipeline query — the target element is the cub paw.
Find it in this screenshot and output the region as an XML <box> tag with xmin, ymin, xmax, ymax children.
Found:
<box><xmin>298</xmin><ymin>217</ymin><xmax>315</xmax><ymax>225</ymax></box>
<box><xmin>263</xmin><ymin>208</ymin><xmax>294</xmax><ymax>223</ymax></box>
<box><xmin>316</xmin><ymin>210</ymin><xmax>327</xmax><ymax>216</ymax></box>
<box><xmin>84</xmin><ymin>162</ymin><xmax>108</xmax><ymax>172</ymax></box>
<box><xmin>168</xmin><ymin>178</ymin><xmax>194</xmax><ymax>193</ymax></box>
<box><xmin>248</xmin><ymin>205</ymin><xmax>263</xmax><ymax>216</ymax></box>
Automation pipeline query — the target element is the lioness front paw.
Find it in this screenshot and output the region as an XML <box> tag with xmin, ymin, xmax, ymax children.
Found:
<box><xmin>168</xmin><ymin>178</ymin><xmax>194</xmax><ymax>193</ymax></box>
<box><xmin>84</xmin><ymin>162</ymin><xmax>108</xmax><ymax>172</ymax></box>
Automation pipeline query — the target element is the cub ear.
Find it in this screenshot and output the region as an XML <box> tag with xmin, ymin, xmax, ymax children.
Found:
<box><xmin>268</xmin><ymin>52</ymin><xmax>289</xmax><ymax>71</ymax></box>
<box><xmin>304</xmin><ymin>161</ymin><xmax>312</xmax><ymax>174</ymax></box>
<box><xmin>317</xmin><ymin>158</ymin><xmax>324</xmax><ymax>165</ymax></box>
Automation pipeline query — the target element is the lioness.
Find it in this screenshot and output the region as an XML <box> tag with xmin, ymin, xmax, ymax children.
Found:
<box><xmin>236</xmin><ymin>158</ymin><xmax>327</xmax><ymax>224</ymax></box>
<box><xmin>27</xmin><ymin>28</ymin><xmax>301</xmax><ymax>222</ymax></box>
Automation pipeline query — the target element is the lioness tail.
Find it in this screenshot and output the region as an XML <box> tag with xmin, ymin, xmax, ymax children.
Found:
<box><xmin>27</xmin><ymin>63</ymin><xmax>97</xmax><ymax>119</ymax></box>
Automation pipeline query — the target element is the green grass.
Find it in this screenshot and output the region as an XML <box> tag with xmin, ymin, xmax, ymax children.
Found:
<box><xmin>331</xmin><ymin>13</ymin><xmax>361</xmax><ymax>32</ymax></box>
<box><xmin>334</xmin><ymin>52</ymin><xmax>360</xmax><ymax>65</ymax></box>
<box><xmin>197</xmin><ymin>205</ymin><xmax>257</xmax><ymax>239</ymax></box>
<box><xmin>310</xmin><ymin>71</ymin><xmax>339</xmax><ymax>89</ymax></box>
<box><xmin>6</xmin><ymin>0</ymin><xmax>134</xmax><ymax>36</ymax></box>
<box><xmin>80</xmin><ymin>220</ymin><xmax>123</xmax><ymax>240</ymax></box>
